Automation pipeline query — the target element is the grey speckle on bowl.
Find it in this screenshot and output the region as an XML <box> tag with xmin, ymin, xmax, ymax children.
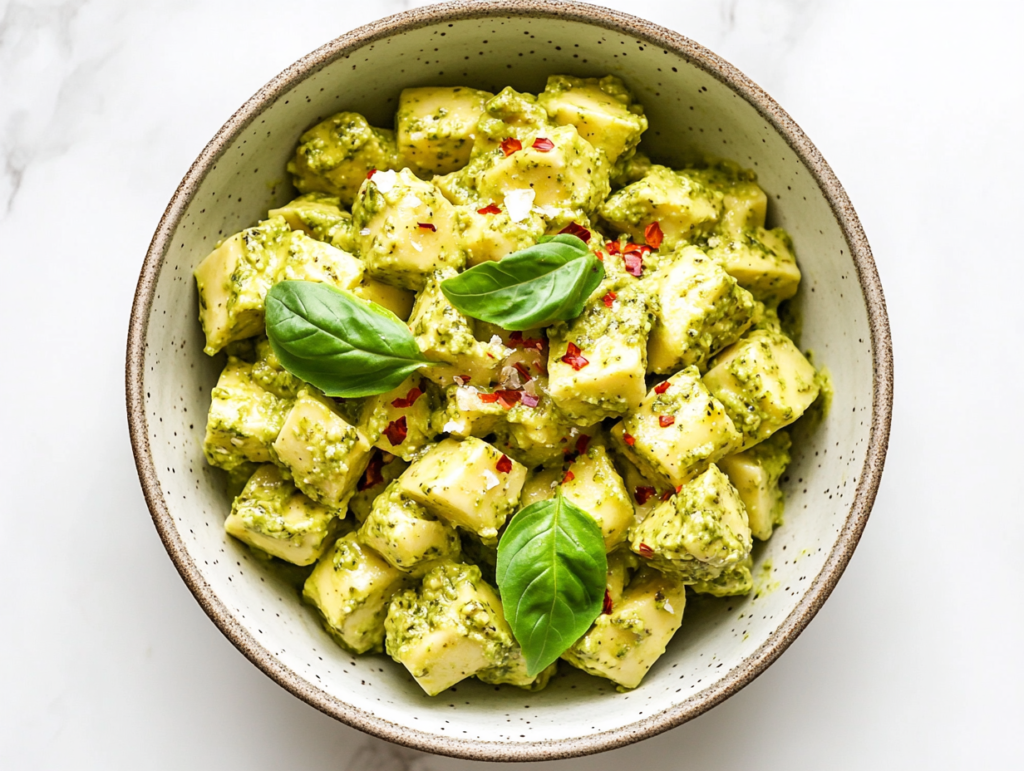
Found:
<box><xmin>126</xmin><ymin>0</ymin><xmax>892</xmax><ymax>761</ymax></box>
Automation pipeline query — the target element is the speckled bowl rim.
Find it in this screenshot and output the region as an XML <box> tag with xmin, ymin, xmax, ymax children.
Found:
<box><xmin>126</xmin><ymin>0</ymin><xmax>893</xmax><ymax>761</ymax></box>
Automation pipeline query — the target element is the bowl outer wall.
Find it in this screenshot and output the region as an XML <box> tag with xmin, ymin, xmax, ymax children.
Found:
<box><xmin>125</xmin><ymin>0</ymin><xmax>893</xmax><ymax>761</ymax></box>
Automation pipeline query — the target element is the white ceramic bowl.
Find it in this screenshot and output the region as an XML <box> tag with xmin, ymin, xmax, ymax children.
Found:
<box><xmin>126</xmin><ymin>0</ymin><xmax>892</xmax><ymax>760</ymax></box>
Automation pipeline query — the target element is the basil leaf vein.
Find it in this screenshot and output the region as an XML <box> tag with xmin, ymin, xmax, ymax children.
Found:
<box><xmin>440</xmin><ymin>234</ymin><xmax>604</xmax><ymax>330</ymax></box>
<box><xmin>496</xmin><ymin>492</ymin><xmax>607</xmax><ymax>676</ymax></box>
<box><xmin>265</xmin><ymin>281</ymin><xmax>433</xmax><ymax>398</ymax></box>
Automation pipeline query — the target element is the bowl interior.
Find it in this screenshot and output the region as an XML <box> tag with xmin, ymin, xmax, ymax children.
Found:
<box><xmin>131</xmin><ymin>3</ymin><xmax>882</xmax><ymax>760</ymax></box>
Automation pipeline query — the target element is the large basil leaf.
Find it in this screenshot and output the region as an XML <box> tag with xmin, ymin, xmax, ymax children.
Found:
<box><xmin>440</xmin><ymin>234</ymin><xmax>604</xmax><ymax>330</ymax></box>
<box><xmin>496</xmin><ymin>492</ymin><xmax>607</xmax><ymax>676</ymax></box>
<box><xmin>265</xmin><ymin>281</ymin><xmax>433</xmax><ymax>398</ymax></box>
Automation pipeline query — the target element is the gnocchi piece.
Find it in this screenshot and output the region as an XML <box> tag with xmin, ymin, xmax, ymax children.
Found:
<box><xmin>707</xmin><ymin>227</ymin><xmax>802</xmax><ymax>304</ymax></box>
<box><xmin>269</xmin><ymin>192</ymin><xmax>356</xmax><ymax>252</ymax></box>
<box><xmin>399</xmin><ymin>437</ymin><xmax>526</xmax><ymax>542</ymax></box>
<box><xmin>396</xmin><ymin>86</ymin><xmax>493</xmax><ymax>175</ymax></box>
<box><xmin>288</xmin><ymin>112</ymin><xmax>401</xmax><ymax>205</ymax></box>
<box><xmin>718</xmin><ymin>430</ymin><xmax>792</xmax><ymax>541</ymax></box>
<box><xmin>224</xmin><ymin>465</ymin><xmax>345</xmax><ymax>566</ymax></box>
<box><xmin>629</xmin><ymin>464</ymin><xmax>752</xmax><ymax>584</ymax></box>
<box><xmin>358</xmin><ymin>481</ymin><xmax>460</xmax><ymax>575</ymax></box>
<box><xmin>303</xmin><ymin>532</ymin><xmax>410</xmax><ymax>653</ymax></box>
<box><xmin>702</xmin><ymin>329</ymin><xmax>819</xmax><ymax>450</ymax></box>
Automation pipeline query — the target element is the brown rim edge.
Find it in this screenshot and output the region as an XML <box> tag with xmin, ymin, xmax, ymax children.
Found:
<box><xmin>126</xmin><ymin>0</ymin><xmax>893</xmax><ymax>761</ymax></box>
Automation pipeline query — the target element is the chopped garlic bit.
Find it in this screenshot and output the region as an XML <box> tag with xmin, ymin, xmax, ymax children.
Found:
<box><xmin>533</xmin><ymin>203</ymin><xmax>559</xmax><ymax>218</ymax></box>
<box><xmin>662</xmin><ymin>599</ymin><xmax>675</xmax><ymax>614</ymax></box>
<box><xmin>483</xmin><ymin>469</ymin><xmax>500</xmax><ymax>490</ymax></box>
<box><xmin>442</xmin><ymin>419</ymin><xmax>465</xmax><ymax>434</ymax></box>
<box><xmin>411</xmin><ymin>240</ymin><xmax>423</xmax><ymax>252</ymax></box>
<box><xmin>359</xmin><ymin>228</ymin><xmax>371</xmax><ymax>236</ymax></box>
<box><xmin>503</xmin><ymin>189</ymin><xmax>536</xmax><ymax>223</ymax></box>
<box><xmin>455</xmin><ymin>386</ymin><xmax>480</xmax><ymax>410</ymax></box>
<box><xmin>372</xmin><ymin>169</ymin><xmax>398</xmax><ymax>193</ymax></box>
<box><xmin>400</xmin><ymin>193</ymin><xmax>423</xmax><ymax>209</ymax></box>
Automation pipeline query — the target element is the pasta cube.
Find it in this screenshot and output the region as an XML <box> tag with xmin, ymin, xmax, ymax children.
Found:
<box><xmin>194</xmin><ymin>217</ymin><xmax>291</xmax><ymax>355</ymax></box>
<box><xmin>707</xmin><ymin>227</ymin><xmax>802</xmax><ymax>304</ymax></box>
<box><xmin>396</xmin><ymin>86</ymin><xmax>493</xmax><ymax>174</ymax></box>
<box><xmin>351</xmin><ymin>278</ymin><xmax>416</xmax><ymax>321</ymax></box>
<box><xmin>646</xmin><ymin>245</ymin><xmax>757</xmax><ymax>374</ymax></box>
<box><xmin>562</xmin><ymin>566</ymin><xmax>686</xmax><ymax>689</ymax></box>
<box><xmin>303</xmin><ymin>532</ymin><xmax>409</xmax><ymax>653</ymax></box>
<box><xmin>538</xmin><ymin>74</ymin><xmax>648</xmax><ymax>163</ymax></box>
<box><xmin>224</xmin><ymin>465</ymin><xmax>344</xmax><ymax>566</ymax></box>
<box><xmin>399</xmin><ymin>437</ymin><xmax>526</xmax><ymax>542</ymax></box>
<box><xmin>629</xmin><ymin>465</ymin><xmax>752</xmax><ymax>583</ymax></box>
<box><xmin>358</xmin><ymin>481</ymin><xmax>460</xmax><ymax>575</ymax></box>
<box><xmin>353</xmin><ymin>168</ymin><xmax>464</xmax><ymax>290</ymax></box>
<box><xmin>203</xmin><ymin>358</ymin><xmax>292</xmax><ymax>472</ymax></box>
<box><xmin>269</xmin><ymin>192</ymin><xmax>355</xmax><ymax>251</ymax></box>
<box><xmin>611</xmin><ymin>367</ymin><xmax>741</xmax><ymax>488</ymax></box>
<box><xmin>561</xmin><ymin>440</ymin><xmax>635</xmax><ymax>551</ymax></box>
<box><xmin>702</xmin><ymin>330</ymin><xmax>818</xmax><ymax>450</ymax></box>
<box><xmin>288</xmin><ymin>111</ymin><xmax>401</xmax><ymax>205</ymax></box>
<box><xmin>273</xmin><ymin>390</ymin><xmax>373</xmax><ymax>508</ymax></box>
<box><xmin>718</xmin><ymin>430</ymin><xmax>792</xmax><ymax>541</ymax></box>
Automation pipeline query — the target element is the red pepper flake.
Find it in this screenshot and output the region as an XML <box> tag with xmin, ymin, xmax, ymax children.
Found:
<box><xmin>676</xmin><ymin>485</ymin><xmax>683</xmax><ymax>493</ymax></box>
<box><xmin>358</xmin><ymin>452</ymin><xmax>384</xmax><ymax>491</ymax></box>
<box><xmin>496</xmin><ymin>454</ymin><xmax>513</xmax><ymax>474</ymax></box>
<box><xmin>495</xmin><ymin>389</ymin><xmax>522</xmax><ymax>409</ymax></box>
<box><xmin>602</xmin><ymin>291</ymin><xmax>617</xmax><ymax>308</ymax></box>
<box><xmin>478</xmin><ymin>392</ymin><xmax>501</xmax><ymax>403</ymax></box>
<box><xmin>635</xmin><ymin>486</ymin><xmax>656</xmax><ymax>505</ymax></box>
<box><xmin>562</xmin><ymin>469</ymin><xmax>576</xmax><ymax>484</ymax></box>
<box><xmin>659</xmin><ymin>415</ymin><xmax>676</xmax><ymax>428</ymax></box>
<box><xmin>623</xmin><ymin>433</ymin><xmax>636</xmax><ymax>447</ymax></box>
<box><xmin>603</xmin><ymin>589</ymin><xmax>614</xmax><ymax>615</ymax></box>
<box><xmin>477</xmin><ymin>203</ymin><xmax>502</xmax><ymax>215</ymax></box>
<box><xmin>507</xmin><ymin>331</ymin><xmax>545</xmax><ymax>351</ymax></box>
<box><xmin>383</xmin><ymin>416</ymin><xmax>408</xmax><ymax>446</ymax></box>
<box><xmin>654</xmin><ymin>381</ymin><xmax>670</xmax><ymax>394</ymax></box>
<box><xmin>660</xmin><ymin>489</ymin><xmax>674</xmax><ymax>501</ymax></box>
<box><xmin>575</xmin><ymin>434</ymin><xmax>590</xmax><ymax>455</ymax></box>
<box><xmin>624</xmin><ymin>251</ymin><xmax>644</xmax><ymax>277</ymax></box>
<box><xmin>644</xmin><ymin>221</ymin><xmax>664</xmax><ymax>249</ymax></box>
<box><xmin>513</xmin><ymin>362</ymin><xmax>533</xmax><ymax>382</ymax></box>
<box><xmin>559</xmin><ymin>222</ymin><xmax>591</xmax><ymax>242</ymax></box>
<box><xmin>391</xmin><ymin>387</ymin><xmax>423</xmax><ymax>409</ymax></box>
<box><xmin>560</xmin><ymin>342</ymin><xmax>589</xmax><ymax>371</ymax></box>
<box><xmin>521</xmin><ymin>392</ymin><xmax>540</xmax><ymax>408</ymax></box>
<box><xmin>501</xmin><ymin>137</ymin><xmax>522</xmax><ymax>156</ymax></box>
<box><xmin>606</xmin><ymin>240</ymin><xmax>622</xmax><ymax>255</ymax></box>
<box><xmin>637</xmin><ymin>543</ymin><xmax>655</xmax><ymax>559</ymax></box>
<box><xmin>594</xmin><ymin>250</ymin><xmax>604</xmax><ymax>261</ymax></box>
<box><xmin>366</xmin><ymin>168</ymin><xmax>377</xmax><ymax>179</ymax></box>
<box><xmin>532</xmin><ymin>137</ymin><xmax>555</xmax><ymax>152</ymax></box>
<box><xmin>417</xmin><ymin>222</ymin><xmax>437</xmax><ymax>232</ymax></box>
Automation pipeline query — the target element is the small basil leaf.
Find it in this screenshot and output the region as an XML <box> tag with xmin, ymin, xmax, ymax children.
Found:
<box><xmin>496</xmin><ymin>492</ymin><xmax>607</xmax><ymax>676</ymax></box>
<box><xmin>440</xmin><ymin>236</ymin><xmax>604</xmax><ymax>330</ymax></box>
<box><xmin>265</xmin><ymin>281</ymin><xmax>433</xmax><ymax>398</ymax></box>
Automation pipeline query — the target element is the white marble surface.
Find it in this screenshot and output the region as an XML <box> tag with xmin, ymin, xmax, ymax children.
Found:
<box><xmin>1</xmin><ymin>0</ymin><xmax>1021</xmax><ymax>767</ymax></box>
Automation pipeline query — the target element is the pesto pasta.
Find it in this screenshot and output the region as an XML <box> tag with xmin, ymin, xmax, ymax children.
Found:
<box><xmin>194</xmin><ymin>75</ymin><xmax>823</xmax><ymax>696</ymax></box>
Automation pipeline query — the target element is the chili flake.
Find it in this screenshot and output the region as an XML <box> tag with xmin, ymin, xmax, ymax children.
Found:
<box><xmin>644</xmin><ymin>221</ymin><xmax>664</xmax><ymax>249</ymax></box>
<box><xmin>478</xmin><ymin>392</ymin><xmax>500</xmax><ymax>403</ymax></box>
<box><xmin>623</xmin><ymin>433</ymin><xmax>636</xmax><ymax>447</ymax></box>
<box><xmin>383</xmin><ymin>416</ymin><xmax>408</xmax><ymax>446</ymax></box>
<box><xmin>513</xmin><ymin>361</ymin><xmax>533</xmax><ymax>382</ymax></box>
<box><xmin>501</xmin><ymin>137</ymin><xmax>522</xmax><ymax>156</ymax></box>
<box><xmin>495</xmin><ymin>389</ymin><xmax>522</xmax><ymax>409</ymax></box>
<box><xmin>660</xmin><ymin>489</ymin><xmax>674</xmax><ymax>501</ymax></box>
<box><xmin>560</xmin><ymin>342</ymin><xmax>589</xmax><ymax>371</ymax></box>
<box><xmin>606</xmin><ymin>240</ymin><xmax>622</xmax><ymax>255</ymax></box>
<box><xmin>624</xmin><ymin>252</ymin><xmax>644</xmax><ymax>277</ymax></box>
<box><xmin>521</xmin><ymin>392</ymin><xmax>540</xmax><ymax>408</ymax></box>
<box><xmin>477</xmin><ymin>203</ymin><xmax>502</xmax><ymax>215</ymax></box>
<box><xmin>635</xmin><ymin>486</ymin><xmax>656</xmax><ymax>505</ymax></box>
<box><xmin>562</xmin><ymin>469</ymin><xmax>575</xmax><ymax>484</ymax></box>
<box><xmin>654</xmin><ymin>381</ymin><xmax>670</xmax><ymax>394</ymax></box>
<box><xmin>532</xmin><ymin>137</ymin><xmax>555</xmax><ymax>152</ymax></box>
<box><xmin>366</xmin><ymin>168</ymin><xmax>377</xmax><ymax>179</ymax></box>
<box><xmin>559</xmin><ymin>222</ymin><xmax>591</xmax><ymax>242</ymax></box>
<box><xmin>391</xmin><ymin>387</ymin><xmax>423</xmax><ymax>409</ymax></box>
<box><xmin>637</xmin><ymin>543</ymin><xmax>655</xmax><ymax>559</ymax></box>
<box><xmin>602</xmin><ymin>291</ymin><xmax>617</xmax><ymax>308</ymax></box>
<box><xmin>496</xmin><ymin>454</ymin><xmax>513</xmax><ymax>474</ymax></box>
<box><xmin>603</xmin><ymin>589</ymin><xmax>614</xmax><ymax>615</ymax></box>
<box><xmin>576</xmin><ymin>434</ymin><xmax>590</xmax><ymax>455</ymax></box>
<box><xmin>358</xmin><ymin>452</ymin><xmax>384</xmax><ymax>491</ymax></box>
<box><xmin>417</xmin><ymin>222</ymin><xmax>436</xmax><ymax>232</ymax></box>
<box><xmin>659</xmin><ymin>415</ymin><xmax>676</xmax><ymax>428</ymax></box>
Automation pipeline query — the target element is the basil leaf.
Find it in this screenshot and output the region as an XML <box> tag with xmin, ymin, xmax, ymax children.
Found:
<box><xmin>265</xmin><ymin>281</ymin><xmax>433</xmax><ymax>398</ymax></box>
<box><xmin>496</xmin><ymin>492</ymin><xmax>607</xmax><ymax>676</ymax></box>
<box><xmin>440</xmin><ymin>235</ymin><xmax>604</xmax><ymax>330</ymax></box>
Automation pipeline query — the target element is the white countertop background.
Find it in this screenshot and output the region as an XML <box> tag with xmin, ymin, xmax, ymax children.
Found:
<box><xmin>1</xmin><ymin>0</ymin><xmax>1021</xmax><ymax>768</ymax></box>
